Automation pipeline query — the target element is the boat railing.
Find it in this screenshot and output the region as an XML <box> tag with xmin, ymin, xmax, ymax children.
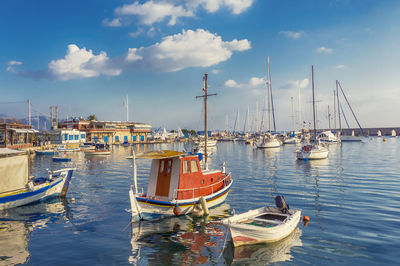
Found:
<box><xmin>173</xmin><ymin>173</ymin><xmax>232</xmax><ymax>201</ymax></box>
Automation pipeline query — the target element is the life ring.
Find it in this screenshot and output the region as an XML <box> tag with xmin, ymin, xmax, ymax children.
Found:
<box><xmin>304</xmin><ymin>146</ymin><xmax>311</xmax><ymax>152</ymax></box>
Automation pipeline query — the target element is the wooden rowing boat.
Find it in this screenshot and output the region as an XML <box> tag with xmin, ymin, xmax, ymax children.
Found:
<box><xmin>222</xmin><ymin>198</ymin><xmax>301</xmax><ymax>247</ymax></box>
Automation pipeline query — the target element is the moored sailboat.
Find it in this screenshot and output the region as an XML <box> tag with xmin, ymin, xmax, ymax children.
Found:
<box><xmin>296</xmin><ymin>66</ymin><xmax>328</xmax><ymax>160</ymax></box>
<box><xmin>255</xmin><ymin>56</ymin><xmax>281</xmax><ymax>149</ymax></box>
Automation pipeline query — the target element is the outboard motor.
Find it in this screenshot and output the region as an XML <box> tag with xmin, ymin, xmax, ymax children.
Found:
<box><xmin>275</xmin><ymin>195</ymin><xmax>289</xmax><ymax>213</ymax></box>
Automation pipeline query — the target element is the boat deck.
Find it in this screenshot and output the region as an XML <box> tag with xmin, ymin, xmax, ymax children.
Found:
<box><xmin>241</xmin><ymin>212</ymin><xmax>289</xmax><ymax>227</ymax></box>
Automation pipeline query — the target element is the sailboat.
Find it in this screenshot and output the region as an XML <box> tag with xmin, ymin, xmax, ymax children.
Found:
<box><xmin>296</xmin><ymin>65</ymin><xmax>328</xmax><ymax>160</ymax></box>
<box><xmin>336</xmin><ymin>80</ymin><xmax>364</xmax><ymax>142</ymax></box>
<box><xmin>392</xmin><ymin>129</ymin><xmax>397</xmax><ymax>137</ymax></box>
<box><xmin>283</xmin><ymin>97</ymin><xmax>298</xmax><ymax>144</ymax></box>
<box><xmin>128</xmin><ymin>73</ymin><xmax>233</xmax><ymax>222</ymax></box>
<box><xmin>256</xmin><ymin>56</ymin><xmax>281</xmax><ymax>149</ymax></box>
<box><xmin>377</xmin><ymin>130</ymin><xmax>382</xmax><ymax>137</ymax></box>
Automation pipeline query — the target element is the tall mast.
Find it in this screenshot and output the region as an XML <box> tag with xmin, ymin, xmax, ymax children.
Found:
<box><xmin>28</xmin><ymin>99</ymin><xmax>31</xmax><ymax>126</ymax></box>
<box><xmin>255</xmin><ymin>99</ymin><xmax>259</xmax><ymax>132</ymax></box>
<box><xmin>291</xmin><ymin>97</ymin><xmax>295</xmax><ymax>133</ymax></box>
<box><xmin>336</xmin><ymin>80</ymin><xmax>342</xmax><ymax>133</ymax></box>
<box><xmin>268</xmin><ymin>56</ymin><xmax>277</xmax><ymax>132</ymax></box>
<box><xmin>125</xmin><ymin>94</ymin><xmax>129</xmax><ymax>121</ymax></box>
<box><xmin>267</xmin><ymin>57</ymin><xmax>271</xmax><ymax>133</ymax></box>
<box><xmin>298</xmin><ymin>85</ymin><xmax>302</xmax><ymax>129</ymax></box>
<box><xmin>333</xmin><ymin>89</ymin><xmax>337</xmax><ymax>130</ymax></box>
<box><xmin>328</xmin><ymin>105</ymin><xmax>331</xmax><ymax>131</ymax></box>
<box><xmin>196</xmin><ymin>73</ymin><xmax>216</xmax><ymax>166</ymax></box>
<box><xmin>312</xmin><ymin>65</ymin><xmax>316</xmax><ymax>139</ymax></box>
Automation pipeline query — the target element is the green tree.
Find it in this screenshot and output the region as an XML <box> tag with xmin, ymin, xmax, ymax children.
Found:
<box><xmin>87</xmin><ymin>115</ymin><xmax>97</xmax><ymax>121</ymax></box>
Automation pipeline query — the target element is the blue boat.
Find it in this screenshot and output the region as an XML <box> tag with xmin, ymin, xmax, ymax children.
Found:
<box><xmin>52</xmin><ymin>157</ymin><xmax>72</xmax><ymax>162</ymax></box>
<box><xmin>1</xmin><ymin>148</ymin><xmax>75</xmax><ymax>210</ymax></box>
<box><xmin>35</xmin><ymin>150</ymin><xmax>57</xmax><ymax>155</ymax></box>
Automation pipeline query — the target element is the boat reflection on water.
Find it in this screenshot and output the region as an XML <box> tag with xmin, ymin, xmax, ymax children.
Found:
<box><xmin>223</xmin><ymin>227</ymin><xmax>303</xmax><ymax>265</ymax></box>
<box><xmin>129</xmin><ymin>203</ymin><xmax>230</xmax><ymax>265</ymax></box>
<box><xmin>0</xmin><ymin>198</ymin><xmax>70</xmax><ymax>265</ymax></box>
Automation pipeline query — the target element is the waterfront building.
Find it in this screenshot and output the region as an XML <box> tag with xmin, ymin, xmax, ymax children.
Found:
<box><xmin>0</xmin><ymin>123</ymin><xmax>37</xmax><ymax>149</ymax></box>
<box><xmin>59</xmin><ymin>119</ymin><xmax>152</xmax><ymax>144</ymax></box>
<box><xmin>47</xmin><ymin>128</ymin><xmax>86</xmax><ymax>147</ymax></box>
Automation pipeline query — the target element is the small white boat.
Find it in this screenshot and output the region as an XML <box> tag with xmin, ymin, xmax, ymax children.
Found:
<box><xmin>377</xmin><ymin>130</ymin><xmax>382</xmax><ymax>137</ymax></box>
<box><xmin>283</xmin><ymin>136</ymin><xmax>297</xmax><ymax>144</ymax></box>
<box><xmin>222</xmin><ymin>196</ymin><xmax>301</xmax><ymax>247</ymax></box>
<box><xmin>255</xmin><ymin>134</ymin><xmax>281</xmax><ymax>149</ymax></box>
<box><xmin>296</xmin><ymin>142</ymin><xmax>328</xmax><ymax>160</ymax></box>
<box><xmin>392</xmin><ymin>129</ymin><xmax>397</xmax><ymax>137</ymax></box>
<box><xmin>84</xmin><ymin>143</ymin><xmax>111</xmax><ymax>155</ymax></box>
<box><xmin>318</xmin><ymin>130</ymin><xmax>340</xmax><ymax>144</ymax></box>
<box><xmin>84</xmin><ymin>150</ymin><xmax>111</xmax><ymax>156</ymax></box>
<box><xmin>56</xmin><ymin>144</ymin><xmax>80</xmax><ymax>152</ymax></box>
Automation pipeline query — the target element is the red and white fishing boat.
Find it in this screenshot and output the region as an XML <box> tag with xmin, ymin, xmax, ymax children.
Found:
<box><xmin>129</xmin><ymin>150</ymin><xmax>232</xmax><ymax>221</ymax></box>
<box><xmin>129</xmin><ymin>73</ymin><xmax>233</xmax><ymax>221</ymax></box>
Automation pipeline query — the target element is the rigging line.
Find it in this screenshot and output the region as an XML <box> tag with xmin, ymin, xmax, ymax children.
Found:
<box><xmin>30</xmin><ymin>105</ymin><xmax>51</xmax><ymax>118</ymax></box>
<box><xmin>337</xmin><ymin>81</ymin><xmax>363</xmax><ymax>134</ymax></box>
<box><xmin>339</xmin><ymin>103</ymin><xmax>350</xmax><ymax>128</ymax></box>
<box><xmin>0</xmin><ymin>101</ymin><xmax>26</xmax><ymax>104</ymax></box>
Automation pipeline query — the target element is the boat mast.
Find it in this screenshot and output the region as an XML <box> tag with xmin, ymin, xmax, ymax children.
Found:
<box><xmin>328</xmin><ymin>105</ymin><xmax>331</xmax><ymax>131</ymax></box>
<box><xmin>333</xmin><ymin>89</ymin><xmax>337</xmax><ymax>131</ymax></box>
<box><xmin>196</xmin><ymin>73</ymin><xmax>216</xmax><ymax>166</ymax></box>
<box><xmin>267</xmin><ymin>57</ymin><xmax>271</xmax><ymax>133</ymax></box>
<box><xmin>125</xmin><ymin>94</ymin><xmax>129</xmax><ymax>121</ymax></box>
<box><xmin>336</xmin><ymin>80</ymin><xmax>342</xmax><ymax>134</ymax></box>
<box><xmin>312</xmin><ymin>65</ymin><xmax>316</xmax><ymax>140</ymax></box>
<box><xmin>268</xmin><ymin>56</ymin><xmax>277</xmax><ymax>133</ymax></box>
<box><xmin>291</xmin><ymin>97</ymin><xmax>295</xmax><ymax>133</ymax></box>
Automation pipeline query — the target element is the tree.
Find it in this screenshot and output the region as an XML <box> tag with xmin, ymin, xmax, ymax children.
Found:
<box><xmin>87</xmin><ymin>115</ymin><xmax>97</xmax><ymax>121</ymax></box>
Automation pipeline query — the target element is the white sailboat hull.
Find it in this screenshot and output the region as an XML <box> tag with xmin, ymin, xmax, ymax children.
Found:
<box><xmin>256</xmin><ymin>139</ymin><xmax>281</xmax><ymax>149</ymax></box>
<box><xmin>296</xmin><ymin>146</ymin><xmax>328</xmax><ymax>160</ymax></box>
<box><xmin>222</xmin><ymin>206</ymin><xmax>301</xmax><ymax>247</ymax></box>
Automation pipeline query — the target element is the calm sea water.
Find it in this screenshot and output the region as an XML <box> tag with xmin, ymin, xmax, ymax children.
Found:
<box><xmin>1</xmin><ymin>138</ymin><xmax>400</xmax><ymax>265</ymax></box>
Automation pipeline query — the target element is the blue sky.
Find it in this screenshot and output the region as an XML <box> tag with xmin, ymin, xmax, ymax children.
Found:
<box><xmin>1</xmin><ymin>0</ymin><xmax>400</xmax><ymax>131</ymax></box>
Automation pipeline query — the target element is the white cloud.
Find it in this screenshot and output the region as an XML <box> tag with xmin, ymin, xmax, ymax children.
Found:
<box><xmin>128</xmin><ymin>28</ymin><xmax>144</xmax><ymax>38</ymax></box>
<box><xmin>192</xmin><ymin>0</ymin><xmax>254</xmax><ymax>14</ymax></box>
<box><xmin>211</xmin><ymin>69</ymin><xmax>220</xmax><ymax>74</ymax></box>
<box><xmin>279</xmin><ymin>30</ymin><xmax>305</xmax><ymax>39</ymax></box>
<box><xmin>107</xmin><ymin>0</ymin><xmax>254</xmax><ymax>28</ymax></box>
<box><xmin>6</xmin><ymin>60</ymin><xmax>22</xmax><ymax>72</ymax></box>
<box><xmin>248</xmin><ymin>77</ymin><xmax>265</xmax><ymax>86</ymax></box>
<box><xmin>280</xmin><ymin>78</ymin><xmax>309</xmax><ymax>90</ymax></box>
<box><xmin>125</xmin><ymin>28</ymin><xmax>251</xmax><ymax>72</ymax></box>
<box><xmin>115</xmin><ymin>1</ymin><xmax>194</xmax><ymax>26</ymax></box>
<box><xmin>224</xmin><ymin>76</ymin><xmax>265</xmax><ymax>88</ymax></box>
<box><xmin>48</xmin><ymin>44</ymin><xmax>122</xmax><ymax>80</ymax></box>
<box><xmin>334</xmin><ymin>64</ymin><xmax>345</xmax><ymax>69</ymax></box>
<box><xmin>224</xmin><ymin>79</ymin><xmax>239</xmax><ymax>87</ymax></box>
<box><xmin>102</xmin><ymin>18</ymin><xmax>122</xmax><ymax>27</ymax></box>
<box><xmin>316</xmin><ymin>46</ymin><xmax>333</xmax><ymax>54</ymax></box>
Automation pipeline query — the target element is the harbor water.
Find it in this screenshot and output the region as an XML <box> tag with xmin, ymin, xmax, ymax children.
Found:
<box><xmin>1</xmin><ymin>138</ymin><xmax>400</xmax><ymax>265</ymax></box>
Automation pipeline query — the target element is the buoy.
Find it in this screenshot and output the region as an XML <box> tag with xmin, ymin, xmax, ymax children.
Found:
<box><xmin>173</xmin><ymin>204</ymin><xmax>182</xmax><ymax>216</ymax></box>
<box><xmin>383</xmin><ymin>138</ymin><xmax>387</xmax><ymax>142</ymax></box>
<box><xmin>199</xmin><ymin>197</ymin><xmax>209</xmax><ymax>216</ymax></box>
<box><xmin>192</xmin><ymin>203</ymin><xmax>204</xmax><ymax>217</ymax></box>
<box><xmin>303</xmin><ymin>215</ymin><xmax>310</xmax><ymax>226</ymax></box>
